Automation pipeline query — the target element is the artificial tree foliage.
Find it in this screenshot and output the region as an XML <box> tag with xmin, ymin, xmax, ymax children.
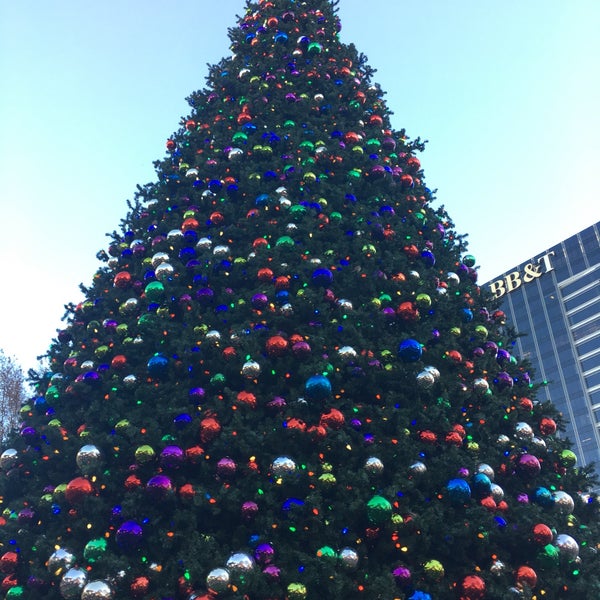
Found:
<box><xmin>1</xmin><ymin>1</ymin><xmax>599</xmax><ymax>599</ymax></box>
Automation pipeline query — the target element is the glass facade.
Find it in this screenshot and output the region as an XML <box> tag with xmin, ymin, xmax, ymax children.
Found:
<box><xmin>485</xmin><ymin>222</ymin><xmax>600</xmax><ymax>469</ymax></box>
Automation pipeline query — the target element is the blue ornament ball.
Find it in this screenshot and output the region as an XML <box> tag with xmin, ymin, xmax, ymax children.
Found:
<box><xmin>147</xmin><ymin>354</ymin><xmax>169</xmax><ymax>378</ymax></box>
<box><xmin>305</xmin><ymin>375</ymin><xmax>332</xmax><ymax>400</ymax></box>
<box><xmin>446</xmin><ymin>478</ymin><xmax>471</xmax><ymax>504</ymax></box>
<box><xmin>311</xmin><ymin>268</ymin><xmax>333</xmax><ymax>287</ymax></box>
<box><xmin>398</xmin><ymin>339</ymin><xmax>422</xmax><ymax>362</ymax></box>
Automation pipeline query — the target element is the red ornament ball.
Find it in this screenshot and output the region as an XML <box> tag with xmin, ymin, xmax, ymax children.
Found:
<box><xmin>130</xmin><ymin>576</ymin><xmax>150</xmax><ymax>597</ymax></box>
<box><xmin>539</xmin><ymin>417</ymin><xmax>557</xmax><ymax>436</ymax></box>
<box><xmin>257</xmin><ymin>268</ymin><xmax>274</xmax><ymax>282</ymax></box>
<box><xmin>113</xmin><ymin>271</ymin><xmax>132</xmax><ymax>288</ymax></box>
<box><xmin>0</xmin><ymin>552</ymin><xmax>18</xmax><ymax>574</ymax></box>
<box><xmin>532</xmin><ymin>523</ymin><xmax>553</xmax><ymax>545</ymax></box>
<box><xmin>266</xmin><ymin>335</ymin><xmax>288</xmax><ymax>357</ymax></box>
<box><xmin>179</xmin><ymin>483</ymin><xmax>196</xmax><ymax>501</ymax></box>
<box><xmin>515</xmin><ymin>565</ymin><xmax>537</xmax><ymax>588</ymax></box>
<box><xmin>397</xmin><ymin>301</ymin><xmax>419</xmax><ymax>321</ymax></box>
<box><xmin>110</xmin><ymin>354</ymin><xmax>127</xmax><ymax>370</ymax></box>
<box><xmin>200</xmin><ymin>417</ymin><xmax>221</xmax><ymax>443</ymax></box>
<box><xmin>460</xmin><ymin>575</ymin><xmax>486</xmax><ymax>600</ymax></box>
<box><xmin>320</xmin><ymin>408</ymin><xmax>345</xmax><ymax>430</ymax></box>
<box><xmin>65</xmin><ymin>477</ymin><xmax>93</xmax><ymax>504</ymax></box>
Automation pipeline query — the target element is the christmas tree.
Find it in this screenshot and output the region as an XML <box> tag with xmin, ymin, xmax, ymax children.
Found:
<box><xmin>1</xmin><ymin>1</ymin><xmax>599</xmax><ymax>599</ymax></box>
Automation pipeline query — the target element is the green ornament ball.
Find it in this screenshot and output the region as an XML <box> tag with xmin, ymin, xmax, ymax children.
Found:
<box><xmin>287</xmin><ymin>583</ymin><xmax>307</xmax><ymax>600</ymax></box>
<box><xmin>366</xmin><ymin>495</ymin><xmax>392</xmax><ymax>524</ymax></box>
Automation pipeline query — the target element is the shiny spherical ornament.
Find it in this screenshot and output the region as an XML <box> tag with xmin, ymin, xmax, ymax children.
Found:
<box><xmin>538</xmin><ymin>417</ymin><xmax>557</xmax><ymax>436</ymax></box>
<box><xmin>339</xmin><ymin>547</ymin><xmax>359</xmax><ymax>570</ymax></box>
<box><xmin>292</xmin><ymin>341</ymin><xmax>311</xmax><ymax>358</ymax></box>
<box><xmin>197</xmin><ymin>237</ymin><xmax>212</xmax><ymax>251</ymax></box>
<box><xmin>530</xmin><ymin>436</ymin><xmax>547</xmax><ymax>453</ymax></box>
<box><xmin>254</xmin><ymin>543</ymin><xmax>275</xmax><ymax>566</ymax></box>
<box><xmin>0</xmin><ymin>553</ymin><xmax>17</xmax><ymax>574</ymax></box>
<box><xmin>226</xmin><ymin>552</ymin><xmax>255</xmax><ymax>576</ymax></box>
<box><xmin>393</xmin><ymin>565</ymin><xmax>412</xmax><ymax>587</ymax></box>
<box><xmin>515</xmin><ymin>566</ymin><xmax>537</xmax><ymax>589</ymax></box>
<box><xmin>553</xmin><ymin>491</ymin><xmax>575</xmax><ymax>514</ymax></box>
<box><xmin>560</xmin><ymin>449</ymin><xmax>577</xmax><ymax>468</ymax></box>
<box><xmin>206</xmin><ymin>568</ymin><xmax>230</xmax><ymax>594</ymax></box>
<box><xmin>123</xmin><ymin>373</ymin><xmax>137</xmax><ymax>387</ymax></box>
<box><xmin>265</xmin><ymin>335</ymin><xmax>288</xmax><ymax>356</ymax></box>
<box><xmin>5</xmin><ymin>586</ymin><xmax>24</xmax><ymax>599</ymax></box>
<box><xmin>146</xmin><ymin>474</ymin><xmax>173</xmax><ymax>500</ymax></box>
<box><xmin>241</xmin><ymin>501</ymin><xmax>259</xmax><ymax>520</ymax></box>
<box><xmin>447</xmin><ymin>478</ymin><xmax>471</xmax><ymax>504</ymax></box>
<box><xmin>83</xmin><ymin>538</ymin><xmax>107</xmax><ymax>563</ymax></box>
<box><xmin>333</xmin><ymin>298</ymin><xmax>352</xmax><ymax>312</ymax></box>
<box><xmin>205</xmin><ymin>330</ymin><xmax>221</xmax><ymax>345</ymax></box>
<box><xmin>286</xmin><ymin>583</ymin><xmax>307</xmax><ymax>600</ymax></box>
<box><xmin>241</xmin><ymin>360</ymin><xmax>261</xmax><ymax>379</ymax></box>
<box><xmin>60</xmin><ymin>568</ymin><xmax>88</xmax><ymax>599</ymax></box>
<box><xmin>462</xmin><ymin>254</ymin><xmax>476</xmax><ymax>267</ymax></box>
<box><xmin>532</xmin><ymin>486</ymin><xmax>554</xmax><ymax>507</ymax></box>
<box><xmin>515</xmin><ymin>422</ymin><xmax>534</xmax><ymax>440</ymax></box>
<box><xmin>496</xmin><ymin>434</ymin><xmax>510</xmax><ymax>447</ymax></box>
<box><xmin>147</xmin><ymin>353</ymin><xmax>169</xmax><ymax>378</ymax></box>
<box><xmin>409</xmin><ymin>461</ymin><xmax>427</xmax><ymax>475</ymax></box>
<box><xmin>200</xmin><ymin>417</ymin><xmax>221</xmax><ymax>443</ymax></box>
<box><xmin>416</xmin><ymin>370</ymin><xmax>435</xmax><ymax>389</ymax></box>
<box><xmin>366</xmin><ymin>495</ymin><xmax>392</xmax><ymax>524</ymax></box>
<box><xmin>81</xmin><ymin>580</ymin><xmax>113</xmax><ymax>600</ymax></box>
<box><xmin>460</xmin><ymin>575</ymin><xmax>486</xmax><ymax>600</ymax></box>
<box><xmin>76</xmin><ymin>445</ymin><xmax>102</xmax><ymax>474</ymax></box>
<box><xmin>555</xmin><ymin>533</ymin><xmax>579</xmax><ymax>559</ymax></box>
<box><xmin>217</xmin><ymin>457</ymin><xmax>237</xmax><ymax>479</ymax></box>
<box><xmin>517</xmin><ymin>454</ymin><xmax>541</xmax><ymax>477</ymax></box>
<box><xmin>271</xmin><ymin>456</ymin><xmax>296</xmax><ymax>477</ymax></box>
<box><xmin>47</xmin><ymin>548</ymin><xmax>75</xmax><ymax>573</ymax></box>
<box><xmin>213</xmin><ymin>245</ymin><xmax>231</xmax><ymax>257</ymax></box>
<box><xmin>0</xmin><ymin>449</ymin><xmax>18</xmax><ymax>470</ymax></box>
<box><xmin>65</xmin><ymin>476</ymin><xmax>93</xmax><ymax>503</ymax></box>
<box><xmin>337</xmin><ymin>346</ymin><xmax>357</xmax><ymax>361</ymax></box>
<box><xmin>472</xmin><ymin>378</ymin><xmax>489</xmax><ymax>394</ymax></box>
<box><xmin>305</xmin><ymin>374</ymin><xmax>332</xmax><ymax>400</ymax></box>
<box><xmin>151</xmin><ymin>251</ymin><xmax>169</xmax><ymax>268</ymax></box>
<box><xmin>398</xmin><ymin>338</ymin><xmax>422</xmax><ymax>362</ymax></box>
<box><xmin>532</xmin><ymin>523</ymin><xmax>553</xmax><ymax>545</ymax></box>
<box><xmin>364</xmin><ymin>457</ymin><xmax>384</xmax><ymax>474</ymax></box>
<box><xmin>155</xmin><ymin>262</ymin><xmax>175</xmax><ymax>281</ymax></box>
<box><xmin>490</xmin><ymin>483</ymin><xmax>504</xmax><ymax>502</ymax></box>
<box><xmin>129</xmin><ymin>577</ymin><xmax>150</xmax><ymax>598</ymax></box>
<box><xmin>415</xmin><ymin>293</ymin><xmax>432</xmax><ymax>308</ymax></box>
<box><xmin>490</xmin><ymin>559</ymin><xmax>506</xmax><ymax>576</ymax></box>
<box><xmin>135</xmin><ymin>445</ymin><xmax>155</xmax><ymax>464</ymax></box>
<box><xmin>423</xmin><ymin>560</ymin><xmax>444</xmax><ymax>581</ymax></box>
<box><xmin>160</xmin><ymin>445</ymin><xmax>185</xmax><ymax>469</ymax></box>
<box><xmin>312</xmin><ymin>268</ymin><xmax>333</xmax><ymax>287</ymax></box>
<box><xmin>116</xmin><ymin>521</ymin><xmax>143</xmax><ymax>553</ymax></box>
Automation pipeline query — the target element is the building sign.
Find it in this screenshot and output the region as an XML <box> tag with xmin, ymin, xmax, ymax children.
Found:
<box><xmin>488</xmin><ymin>252</ymin><xmax>555</xmax><ymax>299</ymax></box>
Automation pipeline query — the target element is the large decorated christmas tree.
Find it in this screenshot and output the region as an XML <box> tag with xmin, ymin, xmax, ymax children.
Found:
<box><xmin>2</xmin><ymin>1</ymin><xmax>599</xmax><ymax>599</ymax></box>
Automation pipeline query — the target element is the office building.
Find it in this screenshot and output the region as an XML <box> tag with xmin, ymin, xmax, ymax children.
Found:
<box><xmin>486</xmin><ymin>222</ymin><xmax>600</xmax><ymax>468</ymax></box>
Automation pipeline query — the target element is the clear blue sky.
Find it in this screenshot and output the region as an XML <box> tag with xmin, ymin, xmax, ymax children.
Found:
<box><xmin>1</xmin><ymin>0</ymin><xmax>599</xmax><ymax>372</ymax></box>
